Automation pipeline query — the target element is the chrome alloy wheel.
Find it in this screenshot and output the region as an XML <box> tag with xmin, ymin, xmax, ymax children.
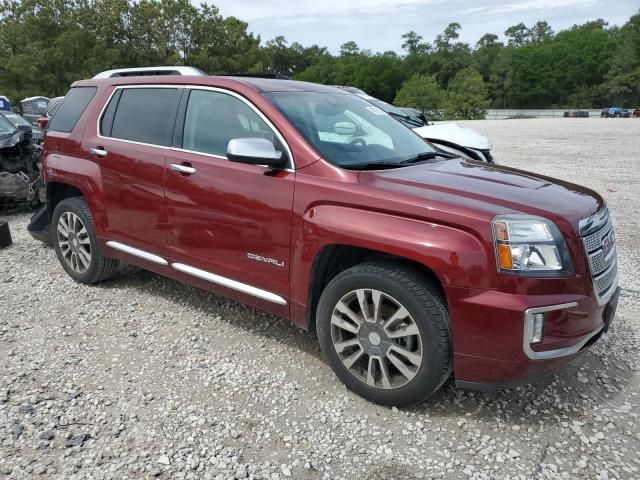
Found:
<box><xmin>56</xmin><ymin>211</ymin><xmax>92</xmax><ymax>273</ymax></box>
<box><xmin>330</xmin><ymin>289</ymin><xmax>423</xmax><ymax>389</ymax></box>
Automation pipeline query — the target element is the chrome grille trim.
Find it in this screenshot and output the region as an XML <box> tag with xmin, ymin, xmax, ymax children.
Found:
<box><xmin>582</xmin><ymin>217</ymin><xmax>613</xmax><ymax>252</ymax></box>
<box><xmin>579</xmin><ymin>206</ymin><xmax>610</xmax><ymax>236</ymax></box>
<box><xmin>580</xmin><ymin>207</ymin><xmax>618</xmax><ymax>305</ymax></box>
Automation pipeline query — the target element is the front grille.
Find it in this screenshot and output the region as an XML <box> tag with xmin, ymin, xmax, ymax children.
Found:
<box><xmin>580</xmin><ymin>207</ymin><xmax>618</xmax><ymax>303</ymax></box>
<box><xmin>594</xmin><ymin>262</ymin><xmax>617</xmax><ymax>294</ymax></box>
<box><xmin>588</xmin><ymin>249</ymin><xmax>611</xmax><ymax>275</ymax></box>
<box><xmin>582</xmin><ymin>215</ymin><xmax>613</xmax><ymax>252</ymax></box>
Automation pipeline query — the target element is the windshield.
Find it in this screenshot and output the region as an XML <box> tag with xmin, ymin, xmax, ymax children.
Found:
<box><xmin>265</xmin><ymin>91</ymin><xmax>435</xmax><ymax>169</ymax></box>
<box><xmin>0</xmin><ymin>115</ymin><xmax>15</xmax><ymax>135</ymax></box>
<box><xmin>45</xmin><ymin>98</ymin><xmax>64</xmax><ymax>116</ymax></box>
<box><xmin>357</xmin><ymin>95</ymin><xmax>426</xmax><ymax>128</ymax></box>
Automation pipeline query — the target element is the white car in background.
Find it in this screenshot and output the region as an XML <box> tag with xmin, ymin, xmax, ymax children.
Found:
<box><xmin>338</xmin><ymin>87</ymin><xmax>495</xmax><ymax>163</ymax></box>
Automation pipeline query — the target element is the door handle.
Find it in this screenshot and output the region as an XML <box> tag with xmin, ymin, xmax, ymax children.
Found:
<box><xmin>89</xmin><ymin>147</ymin><xmax>107</xmax><ymax>158</ymax></box>
<box><xmin>170</xmin><ymin>163</ymin><xmax>197</xmax><ymax>175</ymax></box>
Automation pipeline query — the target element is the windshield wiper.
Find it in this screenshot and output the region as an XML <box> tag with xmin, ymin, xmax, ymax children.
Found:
<box><xmin>342</xmin><ymin>161</ymin><xmax>406</xmax><ymax>170</ymax></box>
<box><xmin>398</xmin><ymin>151</ymin><xmax>456</xmax><ymax>164</ymax></box>
<box><xmin>388</xmin><ymin>111</ymin><xmax>425</xmax><ymax>128</ymax></box>
<box><xmin>342</xmin><ymin>152</ymin><xmax>455</xmax><ymax>171</ymax></box>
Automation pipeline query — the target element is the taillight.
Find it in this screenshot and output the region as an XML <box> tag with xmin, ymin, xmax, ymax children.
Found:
<box><xmin>36</xmin><ymin>117</ymin><xmax>49</xmax><ymax>128</ymax></box>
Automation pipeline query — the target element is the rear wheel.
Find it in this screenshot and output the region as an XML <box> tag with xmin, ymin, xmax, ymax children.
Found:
<box><xmin>317</xmin><ymin>262</ymin><xmax>452</xmax><ymax>406</ymax></box>
<box><xmin>52</xmin><ymin>197</ymin><xmax>119</xmax><ymax>283</ymax></box>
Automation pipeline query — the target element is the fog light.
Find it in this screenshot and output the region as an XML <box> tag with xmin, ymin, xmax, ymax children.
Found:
<box><xmin>530</xmin><ymin>313</ymin><xmax>544</xmax><ymax>343</ymax></box>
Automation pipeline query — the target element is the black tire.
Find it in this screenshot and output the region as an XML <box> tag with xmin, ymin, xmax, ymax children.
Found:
<box><xmin>51</xmin><ymin>197</ymin><xmax>119</xmax><ymax>284</ymax></box>
<box><xmin>316</xmin><ymin>262</ymin><xmax>452</xmax><ymax>407</ymax></box>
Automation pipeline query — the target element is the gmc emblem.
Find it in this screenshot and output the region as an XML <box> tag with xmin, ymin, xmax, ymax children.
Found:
<box><xmin>601</xmin><ymin>230</ymin><xmax>615</xmax><ymax>256</ymax></box>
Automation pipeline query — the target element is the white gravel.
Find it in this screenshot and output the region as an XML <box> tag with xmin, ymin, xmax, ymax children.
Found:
<box><xmin>1</xmin><ymin>118</ymin><xmax>639</xmax><ymax>479</ymax></box>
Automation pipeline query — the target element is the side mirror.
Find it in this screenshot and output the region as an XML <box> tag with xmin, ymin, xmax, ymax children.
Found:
<box><xmin>226</xmin><ymin>138</ymin><xmax>286</xmax><ymax>168</ymax></box>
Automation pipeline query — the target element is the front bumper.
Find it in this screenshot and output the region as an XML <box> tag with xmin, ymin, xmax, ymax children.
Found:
<box><xmin>448</xmin><ymin>284</ymin><xmax>619</xmax><ymax>389</ymax></box>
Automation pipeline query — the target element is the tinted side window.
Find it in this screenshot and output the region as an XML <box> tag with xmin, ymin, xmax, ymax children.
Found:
<box><xmin>99</xmin><ymin>90</ymin><xmax>121</xmax><ymax>137</ymax></box>
<box><xmin>109</xmin><ymin>88</ymin><xmax>180</xmax><ymax>146</ymax></box>
<box><xmin>46</xmin><ymin>100</ymin><xmax>63</xmax><ymax>117</ymax></box>
<box><xmin>48</xmin><ymin>87</ymin><xmax>97</xmax><ymax>133</ymax></box>
<box><xmin>182</xmin><ymin>90</ymin><xmax>275</xmax><ymax>157</ymax></box>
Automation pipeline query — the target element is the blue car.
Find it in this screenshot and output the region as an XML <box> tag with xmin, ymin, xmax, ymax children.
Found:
<box><xmin>605</xmin><ymin>107</ymin><xmax>630</xmax><ymax>118</ymax></box>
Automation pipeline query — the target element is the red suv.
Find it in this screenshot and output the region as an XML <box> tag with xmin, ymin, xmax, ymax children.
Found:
<box><xmin>29</xmin><ymin>69</ymin><xmax>619</xmax><ymax>406</ymax></box>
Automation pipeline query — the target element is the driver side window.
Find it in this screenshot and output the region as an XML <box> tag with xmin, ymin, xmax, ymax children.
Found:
<box><xmin>182</xmin><ymin>90</ymin><xmax>276</xmax><ymax>157</ymax></box>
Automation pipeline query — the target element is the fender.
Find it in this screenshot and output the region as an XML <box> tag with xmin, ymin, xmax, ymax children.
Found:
<box><xmin>289</xmin><ymin>204</ymin><xmax>495</xmax><ymax>321</ymax></box>
<box><xmin>44</xmin><ymin>153</ymin><xmax>107</xmax><ymax>235</ymax></box>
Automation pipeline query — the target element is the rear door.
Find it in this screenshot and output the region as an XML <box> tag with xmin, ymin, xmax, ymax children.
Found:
<box><xmin>164</xmin><ymin>87</ymin><xmax>295</xmax><ymax>311</ymax></box>
<box><xmin>82</xmin><ymin>86</ymin><xmax>181</xmax><ymax>258</ymax></box>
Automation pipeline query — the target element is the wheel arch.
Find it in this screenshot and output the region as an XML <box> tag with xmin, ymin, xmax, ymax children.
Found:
<box><xmin>306</xmin><ymin>244</ymin><xmax>446</xmax><ymax>333</ymax></box>
<box><xmin>47</xmin><ymin>181</ymin><xmax>84</xmax><ymax>218</ymax></box>
<box><xmin>44</xmin><ymin>159</ymin><xmax>106</xmax><ymax>237</ymax></box>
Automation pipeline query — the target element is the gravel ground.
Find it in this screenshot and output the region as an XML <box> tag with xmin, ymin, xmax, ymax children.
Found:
<box><xmin>1</xmin><ymin>118</ymin><xmax>639</xmax><ymax>480</ymax></box>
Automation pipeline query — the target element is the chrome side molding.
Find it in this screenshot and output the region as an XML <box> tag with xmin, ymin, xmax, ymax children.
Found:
<box><xmin>106</xmin><ymin>241</ymin><xmax>168</xmax><ymax>265</ymax></box>
<box><xmin>105</xmin><ymin>241</ymin><xmax>287</xmax><ymax>305</ymax></box>
<box><xmin>171</xmin><ymin>263</ymin><xmax>287</xmax><ymax>305</ymax></box>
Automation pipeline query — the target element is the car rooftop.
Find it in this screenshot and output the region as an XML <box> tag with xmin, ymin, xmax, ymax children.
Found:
<box><xmin>73</xmin><ymin>74</ymin><xmax>345</xmax><ymax>94</ymax></box>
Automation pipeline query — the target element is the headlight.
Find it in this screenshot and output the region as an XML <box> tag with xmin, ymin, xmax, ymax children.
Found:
<box><xmin>492</xmin><ymin>214</ymin><xmax>574</xmax><ymax>275</ymax></box>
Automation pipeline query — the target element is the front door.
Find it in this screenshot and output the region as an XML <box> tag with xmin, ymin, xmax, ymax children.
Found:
<box><xmin>164</xmin><ymin>88</ymin><xmax>295</xmax><ymax>310</ymax></box>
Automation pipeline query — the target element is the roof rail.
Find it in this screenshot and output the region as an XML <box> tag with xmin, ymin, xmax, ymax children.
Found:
<box><xmin>92</xmin><ymin>66</ymin><xmax>207</xmax><ymax>79</ymax></box>
<box><xmin>213</xmin><ymin>73</ymin><xmax>290</xmax><ymax>80</ymax></box>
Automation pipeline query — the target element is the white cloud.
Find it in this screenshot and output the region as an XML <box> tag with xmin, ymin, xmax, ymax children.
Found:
<box><xmin>491</xmin><ymin>0</ymin><xmax>598</xmax><ymax>14</ymax></box>
<box><xmin>207</xmin><ymin>0</ymin><xmax>439</xmax><ymax>21</ymax></box>
<box><xmin>198</xmin><ymin>0</ymin><xmax>638</xmax><ymax>52</ymax></box>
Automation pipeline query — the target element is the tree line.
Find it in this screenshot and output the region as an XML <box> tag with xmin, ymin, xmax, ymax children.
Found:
<box><xmin>1</xmin><ymin>1</ymin><xmax>638</xmax><ymax>118</ymax></box>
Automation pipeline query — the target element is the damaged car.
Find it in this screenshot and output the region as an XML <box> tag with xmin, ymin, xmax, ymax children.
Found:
<box><xmin>0</xmin><ymin>110</ymin><xmax>43</xmax><ymax>144</ymax></box>
<box><xmin>0</xmin><ymin>113</ymin><xmax>43</xmax><ymax>207</ymax></box>
<box><xmin>337</xmin><ymin>87</ymin><xmax>495</xmax><ymax>163</ymax></box>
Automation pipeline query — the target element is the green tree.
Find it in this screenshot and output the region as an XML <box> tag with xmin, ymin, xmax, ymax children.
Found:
<box><xmin>505</xmin><ymin>23</ymin><xmax>530</xmax><ymax>46</ymax></box>
<box><xmin>430</xmin><ymin>23</ymin><xmax>471</xmax><ymax>88</ymax></box>
<box><xmin>473</xmin><ymin>33</ymin><xmax>503</xmax><ymax>101</ymax></box>
<box><xmin>435</xmin><ymin>23</ymin><xmax>462</xmax><ymax>51</ymax></box>
<box><xmin>394</xmin><ymin>74</ymin><xmax>444</xmax><ymax>118</ymax></box>
<box><xmin>352</xmin><ymin>53</ymin><xmax>405</xmax><ymax>102</ymax></box>
<box><xmin>445</xmin><ymin>67</ymin><xmax>489</xmax><ymax>119</ymax></box>
<box><xmin>600</xmin><ymin>13</ymin><xmax>640</xmax><ymax>106</ymax></box>
<box><xmin>0</xmin><ymin>1</ymin><xmax>639</xmax><ymax>112</ymax></box>
<box><xmin>401</xmin><ymin>31</ymin><xmax>430</xmax><ymax>55</ymax></box>
<box><xmin>339</xmin><ymin>41</ymin><xmax>360</xmax><ymax>57</ymax></box>
<box><xmin>529</xmin><ymin>21</ymin><xmax>554</xmax><ymax>42</ymax></box>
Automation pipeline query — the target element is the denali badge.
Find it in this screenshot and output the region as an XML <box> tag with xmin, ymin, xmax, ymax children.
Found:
<box><xmin>247</xmin><ymin>253</ymin><xmax>285</xmax><ymax>268</ymax></box>
<box><xmin>601</xmin><ymin>230</ymin><xmax>615</xmax><ymax>257</ymax></box>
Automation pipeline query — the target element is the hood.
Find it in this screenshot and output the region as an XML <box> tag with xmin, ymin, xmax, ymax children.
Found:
<box><xmin>358</xmin><ymin>158</ymin><xmax>603</xmax><ymax>236</ymax></box>
<box><xmin>413</xmin><ymin>122</ymin><xmax>491</xmax><ymax>150</ymax></box>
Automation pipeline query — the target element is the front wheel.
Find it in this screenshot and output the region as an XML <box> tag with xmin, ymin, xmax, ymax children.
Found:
<box><xmin>316</xmin><ymin>262</ymin><xmax>452</xmax><ymax>406</ymax></box>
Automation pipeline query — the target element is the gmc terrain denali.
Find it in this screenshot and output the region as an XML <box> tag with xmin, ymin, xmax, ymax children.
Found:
<box><xmin>29</xmin><ymin>69</ymin><xmax>620</xmax><ymax>406</ymax></box>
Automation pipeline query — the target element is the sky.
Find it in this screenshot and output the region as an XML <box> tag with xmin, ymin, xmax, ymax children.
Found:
<box><xmin>200</xmin><ymin>0</ymin><xmax>638</xmax><ymax>53</ymax></box>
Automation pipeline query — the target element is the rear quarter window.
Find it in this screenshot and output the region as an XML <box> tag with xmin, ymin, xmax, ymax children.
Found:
<box><xmin>48</xmin><ymin>87</ymin><xmax>97</xmax><ymax>133</ymax></box>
